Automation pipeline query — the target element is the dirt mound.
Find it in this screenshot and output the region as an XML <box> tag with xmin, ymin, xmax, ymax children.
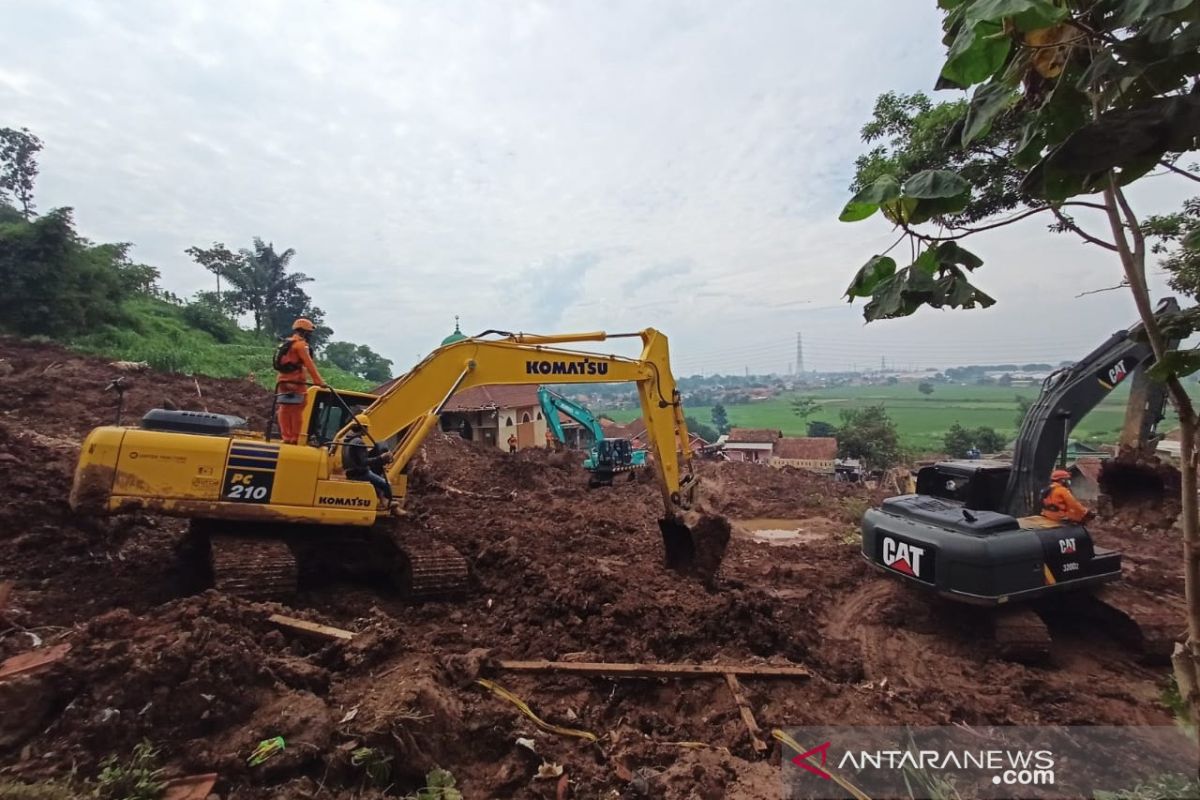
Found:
<box><xmin>0</xmin><ymin>341</ymin><xmax>1189</xmax><ymax>797</ymax></box>
<box><xmin>1099</xmin><ymin>453</ymin><xmax>1182</xmax><ymax>528</ymax></box>
<box><xmin>0</xmin><ymin>336</ymin><xmax>271</xmax><ymax>438</ymax></box>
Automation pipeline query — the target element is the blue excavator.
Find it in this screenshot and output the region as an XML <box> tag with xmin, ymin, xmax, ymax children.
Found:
<box><xmin>537</xmin><ymin>386</ymin><xmax>647</xmax><ymax>487</ymax></box>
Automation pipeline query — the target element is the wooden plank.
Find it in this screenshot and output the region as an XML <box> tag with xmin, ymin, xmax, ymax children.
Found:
<box><xmin>0</xmin><ymin>580</ymin><xmax>13</xmax><ymax>614</ymax></box>
<box><xmin>495</xmin><ymin>660</ymin><xmax>810</xmax><ymax>679</ymax></box>
<box><xmin>723</xmin><ymin>673</ymin><xmax>768</xmax><ymax>754</ymax></box>
<box><xmin>267</xmin><ymin>614</ymin><xmax>354</xmax><ymax>642</ymax></box>
<box><xmin>163</xmin><ymin>773</ymin><xmax>218</xmax><ymax>800</ymax></box>
<box><xmin>0</xmin><ymin>643</ymin><xmax>72</xmax><ymax>682</ymax></box>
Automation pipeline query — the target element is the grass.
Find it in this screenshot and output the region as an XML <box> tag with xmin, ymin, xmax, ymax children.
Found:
<box><xmin>601</xmin><ymin>382</ymin><xmax>1153</xmax><ymax>452</ymax></box>
<box><xmin>0</xmin><ymin>782</ymin><xmax>79</xmax><ymax>800</ymax></box>
<box><xmin>67</xmin><ymin>296</ymin><xmax>375</xmax><ymax>392</ymax></box>
<box><xmin>94</xmin><ymin>741</ymin><xmax>165</xmax><ymax>800</ymax></box>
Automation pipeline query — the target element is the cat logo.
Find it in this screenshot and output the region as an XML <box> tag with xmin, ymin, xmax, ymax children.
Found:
<box><xmin>1097</xmin><ymin>357</ymin><xmax>1133</xmax><ymax>390</ymax></box>
<box><xmin>1059</xmin><ymin>537</ymin><xmax>1077</xmax><ymax>555</ymax></box>
<box><xmin>881</xmin><ymin>536</ymin><xmax>929</xmax><ymax>581</ymax></box>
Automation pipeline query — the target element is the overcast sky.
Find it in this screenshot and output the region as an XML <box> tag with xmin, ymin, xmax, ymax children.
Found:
<box><xmin>2</xmin><ymin>0</ymin><xmax>1194</xmax><ymax>376</ymax></box>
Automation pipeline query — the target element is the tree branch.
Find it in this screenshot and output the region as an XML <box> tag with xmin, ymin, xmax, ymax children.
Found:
<box><xmin>1061</xmin><ymin>200</ymin><xmax>1111</xmax><ymax>211</ymax></box>
<box><xmin>1075</xmin><ymin>281</ymin><xmax>1128</xmax><ymax>298</ymax></box>
<box><xmin>901</xmin><ymin>206</ymin><xmax>1051</xmax><ymax>242</ymax></box>
<box><xmin>1161</xmin><ymin>160</ymin><xmax>1200</xmax><ymax>184</ymax></box>
<box><xmin>1114</xmin><ymin>183</ymin><xmax>1148</xmax><ymax>295</ymax></box>
<box><xmin>1051</xmin><ymin>207</ymin><xmax>1119</xmax><ymax>251</ymax></box>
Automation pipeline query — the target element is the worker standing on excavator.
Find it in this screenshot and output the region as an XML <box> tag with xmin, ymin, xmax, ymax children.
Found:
<box><xmin>274</xmin><ymin>318</ymin><xmax>325</xmax><ymax>444</ymax></box>
<box><xmin>1041</xmin><ymin>469</ymin><xmax>1092</xmax><ymax>523</ymax></box>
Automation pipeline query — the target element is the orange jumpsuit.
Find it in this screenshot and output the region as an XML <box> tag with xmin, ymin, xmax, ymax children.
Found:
<box><xmin>1041</xmin><ymin>483</ymin><xmax>1089</xmax><ymax>523</ymax></box>
<box><xmin>275</xmin><ymin>334</ymin><xmax>324</xmax><ymax>445</ymax></box>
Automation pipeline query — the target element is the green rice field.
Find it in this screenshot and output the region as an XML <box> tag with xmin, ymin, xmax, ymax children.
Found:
<box><xmin>599</xmin><ymin>381</ymin><xmax>1167</xmax><ymax>453</ymax></box>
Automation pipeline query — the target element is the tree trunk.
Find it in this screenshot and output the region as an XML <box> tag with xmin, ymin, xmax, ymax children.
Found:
<box><xmin>1104</xmin><ymin>180</ymin><xmax>1200</xmax><ymax>732</ymax></box>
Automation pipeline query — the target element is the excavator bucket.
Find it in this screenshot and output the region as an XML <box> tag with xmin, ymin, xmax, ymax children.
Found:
<box><xmin>660</xmin><ymin>513</ymin><xmax>731</xmax><ymax>580</ymax></box>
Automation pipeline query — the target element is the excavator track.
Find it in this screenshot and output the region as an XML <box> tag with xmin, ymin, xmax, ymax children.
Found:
<box><xmin>991</xmin><ymin>605</ymin><xmax>1052</xmax><ymax>663</ymax></box>
<box><xmin>398</xmin><ymin>537</ymin><xmax>470</xmax><ymax>598</ymax></box>
<box><xmin>1079</xmin><ymin>584</ymin><xmax>1180</xmax><ymax>663</ymax></box>
<box><xmin>209</xmin><ymin>535</ymin><xmax>299</xmax><ymax>601</ymax></box>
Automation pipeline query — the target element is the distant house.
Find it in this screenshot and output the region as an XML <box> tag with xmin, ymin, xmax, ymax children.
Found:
<box><xmin>724</xmin><ymin>428</ymin><xmax>782</xmax><ymax>463</ymax></box>
<box><xmin>770</xmin><ymin>437</ymin><xmax>837</xmax><ymax>474</ymax></box>
<box><xmin>436</xmin><ymin>384</ymin><xmax>550</xmax><ymax>451</ymax></box>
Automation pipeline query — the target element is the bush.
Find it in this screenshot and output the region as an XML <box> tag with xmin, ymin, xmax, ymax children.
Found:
<box><xmin>181</xmin><ymin>301</ymin><xmax>239</xmax><ymax>343</ymax></box>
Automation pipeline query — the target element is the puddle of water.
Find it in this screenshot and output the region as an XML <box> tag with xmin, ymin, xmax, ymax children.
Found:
<box><xmin>732</xmin><ymin>518</ymin><xmax>827</xmax><ymax>546</ymax></box>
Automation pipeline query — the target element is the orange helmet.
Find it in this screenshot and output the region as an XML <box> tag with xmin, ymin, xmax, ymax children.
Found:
<box><xmin>292</xmin><ymin>318</ymin><xmax>315</xmax><ymax>332</ymax></box>
<box><xmin>1051</xmin><ymin>469</ymin><xmax>1071</xmax><ymax>482</ymax></box>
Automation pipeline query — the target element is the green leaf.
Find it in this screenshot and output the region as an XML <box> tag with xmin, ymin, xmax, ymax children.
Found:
<box><xmin>941</xmin><ymin>20</ymin><xmax>1012</xmax><ymax>88</ymax></box>
<box><xmin>845</xmin><ymin>255</ymin><xmax>897</xmax><ymax>299</ymax></box>
<box><xmin>913</xmin><ymin>247</ymin><xmax>939</xmax><ymax>276</ymax></box>
<box><xmin>881</xmin><ymin>195</ymin><xmax>919</xmax><ymax>225</ymax></box>
<box><xmin>1182</xmin><ymin>227</ymin><xmax>1200</xmax><ymax>251</ymax></box>
<box><xmin>966</xmin><ymin>0</ymin><xmax>1069</xmax><ymax>30</ymax></box>
<box><xmin>1147</xmin><ymin>348</ymin><xmax>1200</xmax><ymax>382</ymax></box>
<box><xmin>1023</xmin><ymin>93</ymin><xmax>1200</xmax><ymax>201</ymax></box>
<box><xmin>862</xmin><ymin>273</ymin><xmax>909</xmax><ymax>321</ymax></box>
<box><xmin>1013</xmin><ymin>120</ymin><xmax>1045</xmax><ymax>169</ymax></box>
<box><xmin>907</xmin><ymin>192</ymin><xmax>971</xmax><ymax>224</ymax></box>
<box><xmin>903</xmin><ymin>169</ymin><xmax>970</xmax><ymax>199</ymax></box>
<box><xmin>936</xmin><ymin>241</ymin><xmax>984</xmax><ymax>271</ymax></box>
<box><xmin>840</xmin><ymin>175</ymin><xmax>902</xmax><ymax>222</ymax></box>
<box><xmin>962</xmin><ymin>81</ymin><xmax>1017</xmax><ymax>144</ymax></box>
<box><xmin>1115</xmin><ymin>0</ymin><xmax>1195</xmax><ymax>27</ymax></box>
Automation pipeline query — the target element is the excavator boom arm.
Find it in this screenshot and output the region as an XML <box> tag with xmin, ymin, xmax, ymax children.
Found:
<box><xmin>537</xmin><ymin>387</ymin><xmax>606</xmax><ymax>444</ymax></box>
<box><xmin>364</xmin><ymin>329</ymin><xmax>694</xmax><ymax>515</ymax></box>
<box><xmin>1005</xmin><ymin>297</ymin><xmax>1180</xmax><ymax>515</ymax></box>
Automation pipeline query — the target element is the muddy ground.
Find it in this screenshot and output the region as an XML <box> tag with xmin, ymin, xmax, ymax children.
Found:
<box><xmin>0</xmin><ymin>337</ymin><xmax>1187</xmax><ymax>798</ymax></box>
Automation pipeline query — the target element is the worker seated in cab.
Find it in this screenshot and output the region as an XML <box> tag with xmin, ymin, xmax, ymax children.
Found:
<box><xmin>1041</xmin><ymin>469</ymin><xmax>1093</xmax><ymax>524</ymax></box>
<box><xmin>342</xmin><ymin>415</ymin><xmax>397</xmax><ymax>512</ymax></box>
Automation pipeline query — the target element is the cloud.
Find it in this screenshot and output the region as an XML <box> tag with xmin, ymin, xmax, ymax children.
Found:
<box><xmin>0</xmin><ymin>0</ymin><xmax>1191</xmax><ymax>377</ymax></box>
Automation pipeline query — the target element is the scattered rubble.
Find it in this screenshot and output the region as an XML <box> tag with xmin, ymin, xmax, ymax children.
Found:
<box><xmin>0</xmin><ymin>337</ymin><xmax>1188</xmax><ymax>797</ymax></box>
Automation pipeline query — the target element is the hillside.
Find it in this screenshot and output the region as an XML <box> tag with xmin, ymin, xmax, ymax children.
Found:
<box><xmin>66</xmin><ymin>296</ymin><xmax>376</xmax><ymax>392</ymax></box>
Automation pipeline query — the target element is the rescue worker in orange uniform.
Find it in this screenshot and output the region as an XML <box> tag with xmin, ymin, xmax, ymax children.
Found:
<box><xmin>1041</xmin><ymin>469</ymin><xmax>1092</xmax><ymax>523</ymax></box>
<box><xmin>275</xmin><ymin>318</ymin><xmax>325</xmax><ymax>445</ymax></box>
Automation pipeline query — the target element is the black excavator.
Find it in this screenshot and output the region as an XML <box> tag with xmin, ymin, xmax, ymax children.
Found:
<box><xmin>861</xmin><ymin>298</ymin><xmax>1181</xmax><ymax>660</ymax></box>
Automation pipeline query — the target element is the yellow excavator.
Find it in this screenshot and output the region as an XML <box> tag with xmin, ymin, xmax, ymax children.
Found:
<box><xmin>70</xmin><ymin>328</ymin><xmax>716</xmax><ymax>598</ymax></box>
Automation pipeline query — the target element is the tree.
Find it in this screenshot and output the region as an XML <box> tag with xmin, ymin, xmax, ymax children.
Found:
<box><xmin>791</xmin><ymin>396</ymin><xmax>819</xmax><ymax>419</ymax></box>
<box><xmin>839</xmin><ymin>0</ymin><xmax>1200</xmax><ymax>723</ymax></box>
<box><xmin>944</xmin><ymin>423</ymin><xmax>1006</xmax><ymax>457</ymax></box>
<box><xmin>918</xmin><ymin>381</ymin><xmax>934</xmax><ymax>396</ymax></box>
<box><xmin>185</xmin><ymin>238</ymin><xmax>315</xmax><ymax>335</ymax></box>
<box><xmin>323</xmin><ymin>340</ymin><xmax>394</xmax><ymax>383</ymax></box>
<box><xmin>1015</xmin><ymin>395</ymin><xmax>1033</xmax><ymax>429</ymax></box>
<box><xmin>807</xmin><ymin>420</ymin><xmax>838</xmax><ymax>438</ymax></box>
<box><xmin>836</xmin><ymin>405</ymin><xmax>901</xmax><ymax>469</ymax></box>
<box><xmin>0</xmin><ymin>208</ymin><xmax>130</xmax><ymax>336</ymax></box>
<box><xmin>0</xmin><ymin>127</ymin><xmax>42</xmax><ymax>219</ymax></box>
<box><xmin>686</xmin><ymin>416</ymin><xmax>720</xmax><ymax>443</ymax></box>
<box><xmin>944</xmin><ymin>423</ymin><xmax>974</xmax><ymax>458</ymax></box>
<box><xmin>1146</xmin><ymin>196</ymin><xmax>1200</xmax><ymax>298</ymax></box>
<box><xmin>711</xmin><ymin>403</ymin><xmax>730</xmax><ymax>435</ymax></box>
<box><xmin>975</xmin><ymin>426</ymin><xmax>1006</xmax><ymax>453</ymax></box>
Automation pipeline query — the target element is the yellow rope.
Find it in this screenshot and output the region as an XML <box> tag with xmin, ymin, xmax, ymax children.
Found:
<box><xmin>476</xmin><ymin>678</ymin><xmax>599</xmax><ymax>743</ymax></box>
